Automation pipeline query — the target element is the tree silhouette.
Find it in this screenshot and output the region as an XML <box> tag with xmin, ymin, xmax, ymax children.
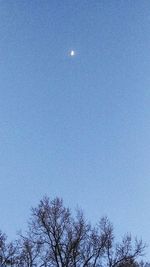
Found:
<box><xmin>0</xmin><ymin>196</ymin><xmax>146</xmax><ymax>266</ymax></box>
<box><xmin>15</xmin><ymin>196</ymin><xmax>145</xmax><ymax>267</ymax></box>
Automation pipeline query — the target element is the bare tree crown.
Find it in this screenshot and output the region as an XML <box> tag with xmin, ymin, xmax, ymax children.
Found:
<box><xmin>0</xmin><ymin>196</ymin><xmax>146</xmax><ymax>267</ymax></box>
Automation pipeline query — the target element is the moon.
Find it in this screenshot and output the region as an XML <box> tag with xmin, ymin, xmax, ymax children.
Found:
<box><xmin>70</xmin><ymin>50</ymin><xmax>76</xmax><ymax>57</ymax></box>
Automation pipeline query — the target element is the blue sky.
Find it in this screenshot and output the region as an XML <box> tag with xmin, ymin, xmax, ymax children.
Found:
<box><xmin>0</xmin><ymin>0</ymin><xmax>150</xmax><ymax>258</ymax></box>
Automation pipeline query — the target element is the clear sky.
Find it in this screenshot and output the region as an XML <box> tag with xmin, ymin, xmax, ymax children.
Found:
<box><xmin>0</xmin><ymin>0</ymin><xmax>150</xmax><ymax>258</ymax></box>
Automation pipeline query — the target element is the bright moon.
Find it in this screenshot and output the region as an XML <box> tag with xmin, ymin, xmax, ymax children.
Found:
<box><xmin>70</xmin><ymin>50</ymin><xmax>75</xmax><ymax>57</ymax></box>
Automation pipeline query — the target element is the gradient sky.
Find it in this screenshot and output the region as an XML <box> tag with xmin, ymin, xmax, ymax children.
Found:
<box><xmin>0</xmin><ymin>0</ymin><xmax>150</xmax><ymax>259</ymax></box>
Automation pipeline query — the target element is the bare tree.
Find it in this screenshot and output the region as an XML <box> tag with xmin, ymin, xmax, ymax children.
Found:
<box><xmin>0</xmin><ymin>231</ymin><xmax>16</xmax><ymax>266</ymax></box>
<box><xmin>16</xmin><ymin>234</ymin><xmax>44</xmax><ymax>267</ymax></box>
<box><xmin>16</xmin><ymin>196</ymin><xmax>145</xmax><ymax>267</ymax></box>
<box><xmin>0</xmin><ymin>196</ymin><xmax>145</xmax><ymax>266</ymax></box>
<box><xmin>23</xmin><ymin>196</ymin><xmax>107</xmax><ymax>267</ymax></box>
<box><xmin>103</xmin><ymin>228</ymin><xmax>145</xmax><ymax>267</ymax></box>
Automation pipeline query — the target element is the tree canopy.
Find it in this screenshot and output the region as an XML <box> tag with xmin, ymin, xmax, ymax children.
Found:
<box><xmin>0</xmin><ymin>196</ymin><xmax>147</xmax><ymax>267</ymax></box>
